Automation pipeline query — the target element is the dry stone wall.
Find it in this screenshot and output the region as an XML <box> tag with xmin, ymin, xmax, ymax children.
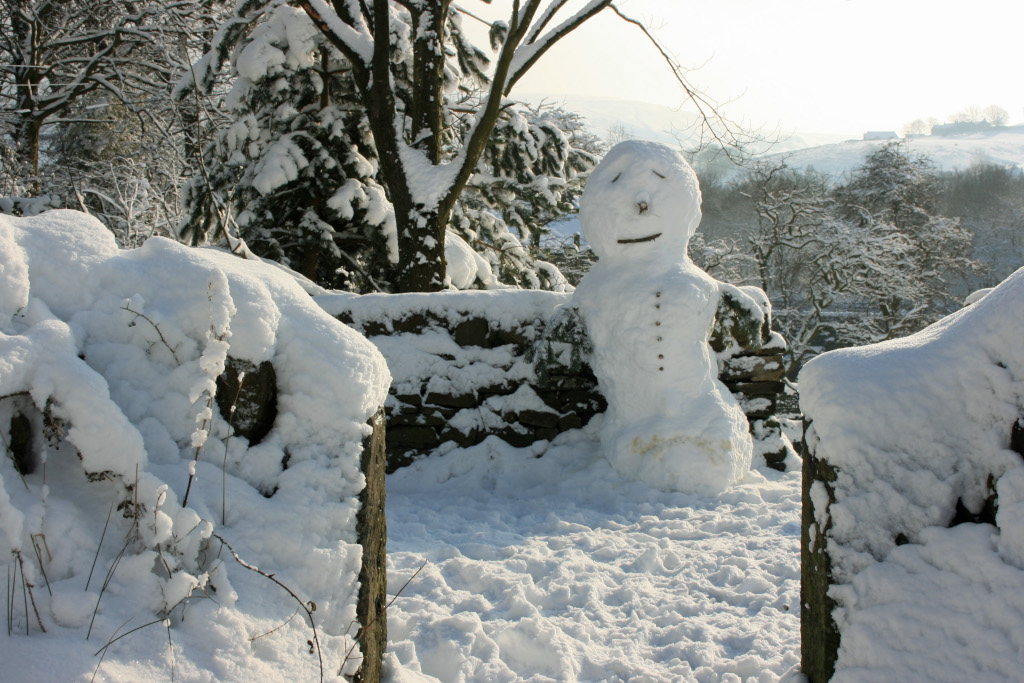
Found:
<box><xmin>317</xmin><ymin>290</ymin><xmax>790</xmax><ymax>472</ymax></box>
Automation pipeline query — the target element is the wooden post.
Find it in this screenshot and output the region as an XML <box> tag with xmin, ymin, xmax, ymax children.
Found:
<box><xmin>355</xmin><ymin>408</ymin><xmax>388</xmax><ymax>682</ymax></box>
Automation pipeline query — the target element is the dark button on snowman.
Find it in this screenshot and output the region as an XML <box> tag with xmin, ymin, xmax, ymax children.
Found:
<box><xmin>573</xmin><ymin>140</ymin><xmax>756</xmax><ymax>494</ymax></box>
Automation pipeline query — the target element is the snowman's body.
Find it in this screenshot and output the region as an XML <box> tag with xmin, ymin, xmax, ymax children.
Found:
<box><xmin>574</xmin><ymin>141</ymin><xmax>753</xmax><ymax>494</ymax></box>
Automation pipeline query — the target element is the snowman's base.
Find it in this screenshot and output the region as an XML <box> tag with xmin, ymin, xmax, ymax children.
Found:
<box><xmin>604</xmin><ymin>424</ymin><xmax>752</xmax><ymax>496</ymax></box>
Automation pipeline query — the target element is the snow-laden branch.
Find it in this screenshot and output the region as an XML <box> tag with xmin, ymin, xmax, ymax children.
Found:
<box><xmin>174</xmin><ymin>0</ymin><xmax>288</xmax><ymax>98</ymax></box>
<box><xmin>523</xmin><ymin>0</ymin><xmax>571</xmax><ymax>45</ymax></box>
<box><xmin>297</xmin><ymin>0</ymin><xmax>374</xmax><ymax>66</ymax></box>
<box><xmin>506</xmin><ymin>0</ymin><xmax>612</xmax><ymax>93</ymax></box>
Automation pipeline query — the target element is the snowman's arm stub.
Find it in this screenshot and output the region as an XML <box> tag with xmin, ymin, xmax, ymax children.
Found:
<box><xmin>710</xmin><ymin>284</ymin><xmax>767</xmax><ymax>355</ymax></box>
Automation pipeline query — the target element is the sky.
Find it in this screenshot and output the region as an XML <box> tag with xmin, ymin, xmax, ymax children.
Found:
<box><xmin>474</xmin><ymin>0</ymin><xmax>1024</xmax><ymax>138</ymax></box>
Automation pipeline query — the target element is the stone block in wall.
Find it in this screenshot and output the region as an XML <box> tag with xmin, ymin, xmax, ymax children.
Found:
<box><xmin>453</xmin><ymin>317</ymin><xmax>489</xmax><ymax>347</ymax></box>
<box><xmin>494</xmin><ymin>426</ymin><xmax>536</xmax><ymax>448</ymax></box>
<box><xmin>388</xmin><ymin>412</ymin><xmax>446</xmax><ymax>428</ymax></box>
<box><xmin>557</xmin><ymin>412</ymin><xmax>584</xmax><ymax>432</ymax></box>
<box><xmin>392</xmin><ymin>392</ymin><xmax>422</xmax><ymax>408</ymax></box>
<box><xmin>517</xmin><ymin>409</ymin><xmax>560</xmax><ymax>429</ymax></box>
<box><xmin>424</xmin><ymin>392</ymin><xmax>478</xmax><ymax>409</ymax></box>
<box><xmin>733</xmin><ymin>394</ymin><xmax>776</xmax><ymax>421</ymax></box>
<box><xmin>9</xmin><ymin>406</ymin><xmax>36</xmax><ymax>475</ymax></box>
<box><xmin>752</xmin><ymin>417</ymin><xmax>789</xmax><ymax>471</ymax></box>
<box><xmin>726</xmin><ymin>380</ymin><xmax>786</xmax><ymax>397</ymax></box>
<box><xmin>720</xmin><ymin>355</ymin><xmax>786</xmax><ymax>383</ymax></box>
<box><xmin>488</xmin><ymin>326</ymin><xmax>531</xmax><ymax>350</ymax></box>
<box><xmin>536</xmin><ymin>390</ymin><xmax>562</xmax><ymax>411</ymax></box>
<box><xmin>476</xmin><ymin>382</ymin><xmax>514</xmax><ymax>399</ymax></box>
<box><xmin>387</xmin><ymin>426</ymin><xmax>440</xmax><ymax>451</ymax></box>
<box><xmin>438</xmin><ymin>427</ymin><xmax>483</xmax><ymax>448</ymax></box>
<box><xmin>216</xmin><ymin>357</ymin><xmax>277</xmax><ymax>445</ymax></box>
<box><xmin>391</xmin><ymin>312</ymin><xmax>431</xmax><ymax>335</ymax></box>
<box><xmin>386</xmin><ymin>448</ymin><xmax>419</xmax><ymax>473</ymax></box>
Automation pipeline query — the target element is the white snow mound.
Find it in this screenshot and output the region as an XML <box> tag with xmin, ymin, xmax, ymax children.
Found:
<box><xmin>800</xmin><ymin>264</ymin><xmax>1024</xmax><ymax>681</ymax></box>
<box><xmin>0</xmin><ymin>210</ymin><xmax>389</xmax><ymax>680</ymax></box>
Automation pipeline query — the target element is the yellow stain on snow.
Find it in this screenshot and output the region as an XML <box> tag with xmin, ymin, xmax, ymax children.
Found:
<box><xmin>629</xmin><ymin>434</ymin><xmax>731</xmax><ymax>465</ymax></box>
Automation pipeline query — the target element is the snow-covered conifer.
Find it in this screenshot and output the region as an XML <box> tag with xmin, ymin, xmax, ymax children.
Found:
<box><xmin>180</xmin><ymin>5</ymin><xmax>396</xmax><ymax>291</ymax></box>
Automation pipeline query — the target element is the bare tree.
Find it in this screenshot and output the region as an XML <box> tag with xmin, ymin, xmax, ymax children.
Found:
<box><xmin>949</xmin><ymin>104</ymin><xmax>984</xmax><ymax>124</ymax></box>
<box><xmin>0</xmin><ymin>1</ymin><xmax>225</xmax><ymax>196</ymax></box>
<box><xmin>983</xmin><ymin>104</ymin><xmax>1009</xmax><ymax>126</ymax></box>
<box><xmin>900</xmin><ymin>118</ymin><xmax>928</xmax><ymax>136</ymax></box>
<box><xmin>703</xmin><ymin>148</ymin><xmax>980</xmax><ymax>374</ymax></box>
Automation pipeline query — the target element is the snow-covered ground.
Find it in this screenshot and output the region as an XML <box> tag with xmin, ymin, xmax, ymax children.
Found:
<box><xmin>765</xmin><ymin>126</ymin><xmax>1024</xmax><ymax>177</ymax></box>
<box><xmin>384</xmin><ymin>426</ymin><xmax>802</xmax><ymax>682</ymax></box>
<box><xmin>1</xmin><ymin>422</ymin><xmax>802</xmax><ymax>682</ymax></box>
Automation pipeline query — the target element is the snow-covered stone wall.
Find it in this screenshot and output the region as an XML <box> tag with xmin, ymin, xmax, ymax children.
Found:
<box><xmin>1</xmin><ymin>211</ymin><xmax>390</xmax><ymax>681</ymax></box>
<box><xmin>318</xmin><ymin>289</ymin><xmax>791</xmax><ymax>472</ymax></box>
<box><xmin>799</xmin><ymin>267</ymin><xmax>1024</xmax><ymax>682</ymax></box>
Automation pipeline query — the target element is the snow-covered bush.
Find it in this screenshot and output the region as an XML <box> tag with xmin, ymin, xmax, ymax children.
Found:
<box><xmin>0</xmin><ymin>210</ymin><xmax>389</xmax><ymax>678</ymax></box>
<box><xmin>799</xmin><ymin>265</ymin><xmax>1024</xmax><ymax>681</ymax></box>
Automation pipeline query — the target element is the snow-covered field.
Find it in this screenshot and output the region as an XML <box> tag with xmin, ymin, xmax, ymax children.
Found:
<box><xmin>765</xmin><ymin>126</ymin><xmax>1024</xmax><ymax>177</ymax></box>
<box><xmin>384</xmin><ymin>427</ymin><xmax>802</xmax><ymax>682</ymax></box>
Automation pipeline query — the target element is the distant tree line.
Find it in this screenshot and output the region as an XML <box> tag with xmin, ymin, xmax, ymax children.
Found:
<box><xmin>693</xmin><ymin>141</ymin><xmax>1023</xmax><ymax>374</ymax></box>
<box><xmin>901</xmin><ymin>104</ymin><xmax>1011</xmax><ymax>136</ymax></box>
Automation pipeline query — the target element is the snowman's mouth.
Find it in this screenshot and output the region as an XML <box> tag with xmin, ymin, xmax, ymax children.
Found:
<box><xmin>617</xmin><ymin>233</ymin><xmax>662</xmax><ymax>244</ymax></box>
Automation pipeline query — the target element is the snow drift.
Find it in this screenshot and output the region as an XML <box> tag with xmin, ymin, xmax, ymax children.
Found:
<box><xmin>0</xmin><ymin>210</ymin><xmax>389</xmax><ymax>680</ymax></box>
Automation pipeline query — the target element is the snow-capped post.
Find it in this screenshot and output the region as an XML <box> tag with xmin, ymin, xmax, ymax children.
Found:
<box><xmin>798</xmin><ymin>270</ymin><xmax>1024</xmax><ymax>681</ymax></box>
<box><xmin>573</xmin><ymin>141</ymin><xmax>762</xmax><ymax>494</ymax></box>
<box><xmin>799</xmin><ymin>423</ymin><xmax>840</xmax><ymax>682</ymax></box>
<box><xmin>354</xmin><ymin>407</ymin><xmax>388</xmax><ymax>682</ymax></box>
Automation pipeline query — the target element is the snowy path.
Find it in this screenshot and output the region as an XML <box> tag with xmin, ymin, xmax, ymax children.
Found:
<box><xmin>383</xmin><ymin>426</ymin><xmax>802</xmax><ymax>682</ymax></box>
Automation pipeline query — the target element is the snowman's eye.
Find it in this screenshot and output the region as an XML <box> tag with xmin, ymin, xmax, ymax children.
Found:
<box><xmin>611</xmin><ymin>173</ymin><xmax>622</xmax><ymax>183</ymax></box>
<box><xmin>652</xmin><ymin>170</ymin><xmax>666</xmax><ymax>179</ymax></box>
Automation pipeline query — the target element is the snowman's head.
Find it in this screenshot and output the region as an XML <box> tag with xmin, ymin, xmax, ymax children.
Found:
<box><xmin>579</xmin><ymin>140</ymin><xmax>701</xmax><ymax>263</ymax></box>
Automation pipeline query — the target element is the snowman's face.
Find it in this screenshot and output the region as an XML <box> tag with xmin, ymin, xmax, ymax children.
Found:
<box><xmin>580</xmin><ymin>140</ymin><xmax>702</xmax><ymax>262</ymax></box>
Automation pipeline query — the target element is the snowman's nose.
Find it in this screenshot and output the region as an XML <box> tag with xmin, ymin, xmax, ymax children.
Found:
<box><xmin>637</xmin><ymin>200</ymin><xmax>649</xmax><ymax>214</ymax></box>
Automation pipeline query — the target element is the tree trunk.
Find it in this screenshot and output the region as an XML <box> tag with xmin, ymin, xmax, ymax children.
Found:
<box><xmin>15</xmin><ymin>117</ymin><xmax>43</xmax><ymax>191</ymax></box>
<box><xmin>395</xmin><ymin>207</ymin><xmax>447</xmax><ymax>292</ymax></box>
<box><xmin>300</xmin><ymin>244</ymin><xmax>320</xmax><ymax>282</ymax></box>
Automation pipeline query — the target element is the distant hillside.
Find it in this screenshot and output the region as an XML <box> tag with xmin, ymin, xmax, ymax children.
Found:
<box><xmin>763</xmin><ymin>125</ymin><xmax>1024</xmax><ymax>178</ymax></box>
<box><xmin>520</xmin><ymin>94</ymin><xmax>1024</xmax><ymax>180</ymax></box>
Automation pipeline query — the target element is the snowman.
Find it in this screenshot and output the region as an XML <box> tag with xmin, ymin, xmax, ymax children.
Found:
<box><xmin>573</xmin><ymin>140</ymin><xmax>755</xmax><ymax>495</ymax></box>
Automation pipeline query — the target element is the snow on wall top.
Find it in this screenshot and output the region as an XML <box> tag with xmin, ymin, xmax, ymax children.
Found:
<box><xmin>800</xmin><ymin>266</ymin><xmax>1024</xmax><ymax>577</ymax></box>
<box><xmin>318</xmin><ymin>288</ymin><xmax>571</xmax><ymax>332</ymax></box>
